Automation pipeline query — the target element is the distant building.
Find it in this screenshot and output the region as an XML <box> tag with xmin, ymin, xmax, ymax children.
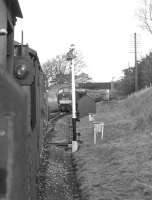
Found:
<box><xmin>77</xmin><ymin>95</ymin><xmax>96</xmax><ymax>117</ymax></box>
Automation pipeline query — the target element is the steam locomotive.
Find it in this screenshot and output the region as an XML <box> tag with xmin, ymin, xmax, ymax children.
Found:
<box><xmin>0</xmin><ymin>1</ymin><xmax>47</xmax><ymax>200</ymax></box>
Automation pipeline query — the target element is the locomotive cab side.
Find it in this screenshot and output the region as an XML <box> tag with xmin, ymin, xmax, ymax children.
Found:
<box><xmin>0</xmin><ymin>1</ymin><xmax>29</xmax><ymax>200</ymax></box>
<box><xmin>0</xmin><ymin>1</ymin><xmax>48</xmax><ymax>200</ymax></box>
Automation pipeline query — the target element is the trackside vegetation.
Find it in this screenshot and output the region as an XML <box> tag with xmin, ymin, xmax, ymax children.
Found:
<box><xmin>115</xmin><ymin>52</ymin><xmax>152</xmax><ymax>96</ymax></box>
<box><xmin>75</xmin><ymin>87</ymin><xmax>152</xmax><ymax>200</ymax></box>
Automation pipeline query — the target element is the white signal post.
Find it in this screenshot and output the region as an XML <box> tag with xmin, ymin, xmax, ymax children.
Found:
<box><xmin>71</xmin><ymin>57</ymin><xmax>78</xmax><ymax>152</ymax></box>
<box><xmin>66</xmin><ymin>44</ymin><xmax>78</xmax><ymax>152</ymax></box>
<box><xmin>71</xmin><ymin>59</ymin><xmax>76</xmax><ymax>119</ymax></box>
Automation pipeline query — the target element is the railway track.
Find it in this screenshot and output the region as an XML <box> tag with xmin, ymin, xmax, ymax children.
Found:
<box><xmin>39</xmin><ymin>111</ymin><xmax>81</xmax><ymax>200</ymax></box>
<box><xmin>47</xmin><ymin>111</ymin><xmax>65</xmax><ymax>133</ymax></box>
<box><xmin>48</xmin><ymin>111</ymin><xmax>61</xmax><ymax>120</ymax></box>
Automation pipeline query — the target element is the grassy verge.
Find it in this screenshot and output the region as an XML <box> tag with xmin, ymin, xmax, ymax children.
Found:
<box><xmin>75</xmin><ymin>87</ymin><xmax>152</xmax><ymax>200</ymax></box>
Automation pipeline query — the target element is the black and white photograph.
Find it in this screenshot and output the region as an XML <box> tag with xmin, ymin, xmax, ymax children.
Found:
<box><xmin>1</xmin><ymin>0</ymin><xmax>152</xmax><ymax>199</ymax></box>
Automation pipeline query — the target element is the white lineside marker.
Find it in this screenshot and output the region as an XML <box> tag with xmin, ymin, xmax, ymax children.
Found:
<box><xmin>93</xmin><ymin>122</ymin><xmax>104</xmax><ymax>144</ymax></box>
<box><xmin>72</xmin><ymin>141</ymin><xmax>78</xmax><ymax>152</ymax></box>
<box><xmin>88</xmin><ymin>113</ymin><xmax>95</xmax><ymax>122</ymax></box>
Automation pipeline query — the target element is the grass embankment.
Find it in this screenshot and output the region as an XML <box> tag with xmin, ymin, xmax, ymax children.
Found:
<box><xmin>75</xmin><ymin>87</ymin><xmax>152</xmax><ymax>200</ymax></box>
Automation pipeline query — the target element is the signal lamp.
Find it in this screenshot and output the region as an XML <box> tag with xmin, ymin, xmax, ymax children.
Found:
<box><xmin>14</xmin><ymin>64</ymin><xmax>28</xmax><ymax>79</ymax></box>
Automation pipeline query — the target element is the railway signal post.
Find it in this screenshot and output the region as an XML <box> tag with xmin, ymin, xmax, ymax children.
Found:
<box><xmin>66</xmin><ymin>44</ymin><xmax>78</xmax><ymax>152</ymax></box>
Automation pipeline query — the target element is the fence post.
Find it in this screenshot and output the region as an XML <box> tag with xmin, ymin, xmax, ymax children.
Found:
<box><xmin>93</xmin><ymin>122</ymin><xmax>104</xmax><ymax>144</ymax></box>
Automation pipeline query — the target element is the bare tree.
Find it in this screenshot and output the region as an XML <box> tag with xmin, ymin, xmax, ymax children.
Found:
<box><xmin>42</xmin><ymin>50</ymin><xmax>87</xmax><ymax>87</ymax></box>
<box><xmin>138</xmin><ymin>0</ymin><xmax>152</xmax><ymax>34</ymax></box>
<box><xmin>42</xmin><ymin>54</ymin><xmax>69</xmax><ymax>86</ymax></box>
<box><xmin>74</xmin><ymin>50</ymin><xmax>87</xmax><ymax>74</ymax></box>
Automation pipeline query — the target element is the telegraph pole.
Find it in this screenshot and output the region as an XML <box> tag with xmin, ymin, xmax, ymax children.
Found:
<box><xmin>21</xmin><ymin>30</ymin><xmax>24</xmax><ymax>55</ymax></box>
<box><xmin>134</xmin><ymin>33</ymin><xmax>138</xmax><ymax>91</ymax></box>
<box><xmin>66</xmin><ymin>44</ymin><xmax>78</xmax><ymax>152</ymax></box>
<box><xmin>21</xmin><ymin>30</ymin><xmax>24</xmax><ymax>45</ymax></box>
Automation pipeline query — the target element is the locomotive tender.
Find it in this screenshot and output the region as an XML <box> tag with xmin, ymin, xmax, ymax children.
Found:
<box><xmin>0</xmin><ymin>1</ymin><xmax>47</xmax><ymax>200</ymax></box>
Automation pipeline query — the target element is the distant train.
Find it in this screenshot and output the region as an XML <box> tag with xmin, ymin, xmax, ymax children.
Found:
<box><xmin>57</xmin><ymin>86</ymin><xmax>86</xmax><ymax>112</ymax></box>
<box><xmin>57</xmin><ymin>87</ymin><xmax>72</xmax><ymax>112</ymax></box>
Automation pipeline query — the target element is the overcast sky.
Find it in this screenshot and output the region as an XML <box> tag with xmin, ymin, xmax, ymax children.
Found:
<box><xmin>15</xmin><ymin>0</ymin><xmax>152</xmax><ymax>82</ymax></box>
